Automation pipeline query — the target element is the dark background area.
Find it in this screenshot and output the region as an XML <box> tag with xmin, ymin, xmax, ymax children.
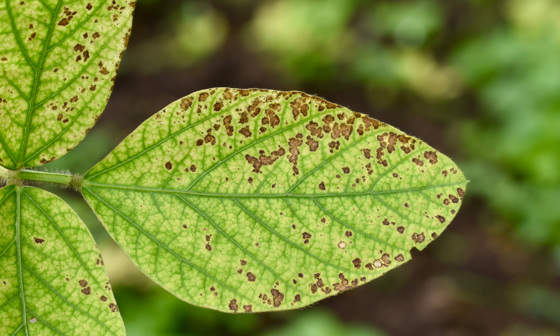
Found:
<box><xmin>45</xmin><ymin>0</ymin><xmax>560</xmax><ymax>335</ymax></box>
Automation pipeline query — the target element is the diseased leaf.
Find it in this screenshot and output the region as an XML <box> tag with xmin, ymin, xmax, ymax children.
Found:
<box><xmin>81</xmin><ymin>88</ymin><xmax>467</xmax><ymax>313</ymax></box>
<box><xmin>0</xmin><ymin>0</ymin><xmax>135</xmax><ymax>169</ymax></box>
<box><xmin>0</xmin><ymin>185</ymin><xmax>125</xmax><ymax>336</ymax></box>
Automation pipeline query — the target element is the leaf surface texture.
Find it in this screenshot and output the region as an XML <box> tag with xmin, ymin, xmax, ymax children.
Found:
<box><xmin>0</xmin><ymin>185</ymin><xmax>125</xmax><ymax>335</ymax></box>
<box><xmin>0</xmin><ymin>0</ymin><xmax>134</xmax><ymax>169</ymax></box>
<box><xmin>82</xmin><ymin>88</ymin><xmax>467</xmax><ymax>313</ymax></box>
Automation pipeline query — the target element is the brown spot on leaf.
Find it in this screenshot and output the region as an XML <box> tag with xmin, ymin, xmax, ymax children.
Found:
<box><xmin>412</xmin><ymin>233</ymin><xmax>425</xmax><ymax>243</ymax></box>
<box><xmin>243</xmin><ymin>305</ymin><xmax>252</xmax><ymax>313</ymax></box>
<box><xmin>395</xmin><ymin>254</ymin><xmax>405</xmax><ymax>262</ymax></box>
<box><xmin>294</xmin><ymin>294</ymin><xmax>301</xmax><ymax>302</ymax></box>
<box><xmin>199</xmin><ymin>92</ymin><xmax>209</xmax><ymax>101</ymax></box>
<box><xmin>305</xmin><ymin>136</ymin><xmax>319</xmax><ymax>151</ymax></box>
<box><xmin>165</xmin><ymin>162</ymin><xmax>172</xmax><ymax>170</ymax></box>
<box><xmin>412</xmin><ymin>158</ymin><xmax>424</xmax><ymax>166</ymax></box>
<box><xmin>28</xmin><ymin>32</ymin><xmax>36</xmax><ymax>41</ymax></box>
<box><xmin>362</xmin><ymin>149</ymin><xmax>371</xmax><ymax>159</ymax></box>
<box><xmin>86</xmin><ymin>3</ymin><xmax>92</xmax><ymax>10</ymax></box>
<box><xmin>214</xmin><ymin>102</ymin><xmax>223</xmax><ymax>111</ymax></box>
<box><xmin>436</xmin><ymin>215</ymin><xmax>446</xmax><ymax>223</ymax></box>
<box><xmin>342</xmin><ymin>167</ymin><xmax>350</xmax><ymax>174</ymax></box>
<box><xmin>79</xmin><ymin>280</ymin><xmax>88</xmax><ymax>287</ymax></box>
<box><xmin>352</xmin><ymin>258</ymin><xmax>361</xmax><ymax>269</ymax></box>
<box><xmin>180</xmin><ymin>97</ymin><xmax>193</xmax><ymax>111</ymax></box>
<box><xmin>81</xmin><ymin>287</ymin><xmax>91</xmax><ymax>295</ymax></box>
<box><xmin>318</xmin><ymin>182</ymin><xmax>325</xmax><ymax>190</ymax></box>
<box><xmin>424</xmin><ymin>151</ymin><xmax>438</xmax><ymax>164</ymax></box>
<box><xmin>449</xmin><ymin>195</ymin><xmax>459</xmax><ymax>203</ymax></box>
<box><xmin>271</xmin><ymin>289</ymin><xmax>284</xmax><ymax>307</ymax></box>
<box><xmin>33</xmin><ymin>237</ymin><xmax>44</xmax><ymax>244</ymax></box>
<box><xmin>457</xmin><ymin>188</ymin><xmax>465</xmax><ymax>198</ymax></box>
<box><xmin>229</xmin><ymin>299</ymin><xmax>238</xmax><ymax>312</ymax></box>
<box><xmin>100</xmin><ymin>295</ymin><xmax>107</xmax><ymax>302</ymax></box>
<box><xmin>245</xmin><ymin>147</ymin><xmax>285</xmax><ymax>173</ymax></box>
<box><xmin>247</xmin><ymin>272</ymin><xmax>256</xmax><ymax>282</ymax></box>
<box><xmin>239</xmin><ymin>126</ymin><xmax>252</xmax><ymax>138</ymax></box>
<box><xmin>397</xmin><ymin>226</ymin><xmax>404</xmax><ymax>233</ymax></box>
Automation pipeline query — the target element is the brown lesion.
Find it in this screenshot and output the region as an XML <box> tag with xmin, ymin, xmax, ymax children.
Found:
<box><xmin>288</xmin><ymin>134</ymin><xmax>303</xmax><ymax>175</ymax></box>
<box><xmin>306</xmin><ymin>136</ymin><xmax>319</xmax><ymax>151</ymax></box>
<box><xmin>424</xmin><ymin>151</ymin><xmax>438</xmax><ymax>164</ymax></box>
<box><xmin>245</xmin><ymin>147</ymin><xmax>286</xmax><ymax>173</ymax></box>
<box><xmin>239</xmin><ymin>126</ymin><xmax>252</xmax><ymax>138</ymax></box>
<box><xmin>352</xmin><ymin>258</ymin><xmax>361</xmax><ymax>269</ymax></box>
<box><xmin>271</xmin><ymin>289</ymin><xmax>284</xmax><ymax>307</ymax></box>
<box><xmin>412</xmin><ymin>232</ymin><xmax>425</xmax><ymax>243</ymax></box>
<box><xmin>229</xmin><ymin>299</ymin><xmax>239</xmax><ymax>312</ymax></box>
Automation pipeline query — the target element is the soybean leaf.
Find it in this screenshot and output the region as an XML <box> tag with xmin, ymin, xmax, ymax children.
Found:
<box><xmin>0</xmin><ymin>0</ymin><xmax>135</xmax><ymax>169</ymax></box>
<box><xmin>0</xmin><ymin>185</ymin><xmax>124</xmax><ymax>335</ymax></box>
<box><xmin>81</xmin><ymin>88</ymin><xmax>467</xmax><ymax>313</ymax></box>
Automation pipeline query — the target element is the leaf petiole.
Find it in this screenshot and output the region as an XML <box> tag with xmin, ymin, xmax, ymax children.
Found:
<box><xmin>0</xmin><ymin>166</ymin><xmax>80</xmax><ymax>188</ymax></box>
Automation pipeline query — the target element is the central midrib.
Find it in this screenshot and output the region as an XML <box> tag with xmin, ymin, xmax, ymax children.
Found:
<box><xmin>81</xmin><ymin>180</ymin><xmax>466</xmax><ymax>199</ymax></box>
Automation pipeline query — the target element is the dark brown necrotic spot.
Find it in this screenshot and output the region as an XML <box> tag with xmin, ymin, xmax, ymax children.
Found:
<box><xmin>199</xmin><ymin>92</ymin><xmax>209</xmax><ymax>101</ymax></box>
<box><xmin>109</xmin><ymin>303</ymin><xmax>118</xmax><ymax>312</ymax></box>
<box><xmin>306</xmin><ymin>136</ymin><xmax>318</xmax><ymax>151</ymax></box>
<box><xmin>240</xmin><ymin>260</ymin><xmax>247</xmax><ymax>266</ymax></box>
<box><xmin>180</xmin><ymin>97</ymin><xmax>193</xmax><ymax>111</ymax></box>
<box><xmin>310</xmin><ymin>284</ymin><xmax>317</xmax><ymax>294</ymax></box>
<box><xmin>397</xmin><ymin>226</ymin><xmax>404</xmax><ymax>233</ymax></box>
<box><xmin>247</xmin><ymin>272</ymin><xmax>256</xmax><ymax>282</ymax></box>
<box><xmin>362</xmin><ymin>149</ymin><xmax>371</xmax><ymax>159</ymax></box>
<box><xmin>288</xmin><ymin>135</ymin><xmax>303</xmax><ymax>175</ymax></box>
<box><xmin>229</xmin><ymin>299</ymin><xmax>238</xmax><ymax>312</ymax></box>
<box><xmin>243</xmin><ymin>305</ymin><xmax>252</xmax><ymax>313</ymax></box>
<box><xmin>81</xmin><ymin>287</ymin><xmax>91</xmax><ymax>295</ymax></box>
<box><xmin>100</xmin><ymin>295</ymin><xmax>107</xmax><ymax>302</ymax></box>
<box><xmin>79</xmin><ymin>280</ymin><xmax>88</xmax><ymax>287</ymax></box>
<box><xmin>436</xmin><ymin>215</ymin><xmax>446</xmax><ymax>223</ymax></box>
<box><xmin>318</xmin><ymin>182</ymin><xmax>325</xmax><ymax>190</ymax></box>
<box><xmin>205</xmin><ymin>244</ymin><xmax>212</xmax><ymax>251</ymax></box>
<box><xmin>345</xmin><ymin>231</ymin><xmax>352</xmax><ymax>237</ymax></box>
<box><xmin>33</xmin><ymin>237</ymin><xmax>44</xmax><ymax>244</ymax></box>
<box><xmin>294</xmin><ymin>294</ymin><xmax>301</xmax><ymax>302</ymax></box>
<box><xmin>412</xmin><ymin>233</ymin><xmax>425</xmax><ymax>243</ymax></box>
<box><xmin>449</xmin><ymin>195</ymin><xmax>459</xmax><ymax>203</ymax></box>
<box><xmin>239</xmin><ymin>126</ymin><xmax>252</xmax><ymax>138</ymax></box>
<box><xmin>412</xmin><ymin>158</ymin><xmax>424</xmax><ymax>166</ymax></box>
<box><xmin>214</xmin><ymin>102</ymin><xmax>223</xmax><ymax>111</ymax></box>
<box><xmin>424</xmin><ymin>151</ymin><xmax>438</xmax><ymax>164</ymax></box>
<box><xmin>271</xmin><ymin>289</ymin><xmax>284</xmax><ymax>307</ymax></box>
<box><xmin>245</xmin><ymin>147</ymin><xmax>286</xmax><ymax>173</ymax></box>
<box><xmin>457</xmin><ymin>188</ymin><xmax>465</xmax><ymax>198</ymax></box>
<box><xmin>342</xmin><ymin>167</ymin><xmax>350</xmax><ymax>174</ymax></box>
<box><xmin>395</xmin><ymin>254</ymin><xmax>405</xmax><ymax>262</ymax></box>
<box><xmin>352</xmin><ymin>258</ymin><xmax>361</xmax><ymax>269</ymax></box>
<box><xmin>165</xmin><ymin>162</ymin><xmax>172</xmax><ymax>170</ymax></box>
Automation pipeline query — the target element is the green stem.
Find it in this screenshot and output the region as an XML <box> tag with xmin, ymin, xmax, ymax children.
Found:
<box><xmin>17</xmin><ymin>170</ymin><xmax>73</xmax><ymax>185</ymax></box>
<box><xmin>0</xmin><ymin>166</ymin><xmax>78</xmax><ymax>187</ymax></box>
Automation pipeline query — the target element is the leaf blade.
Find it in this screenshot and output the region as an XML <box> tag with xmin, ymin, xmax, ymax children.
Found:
<box><xmin>0</xmin><ymin>185</ymin><xmax>125</xmax><ymax>335</ymax></box>
<box><xmin>83</xmin><ymin>88</ymin><xmax>467</xmax><ymax>313</ymax></box>
<box><xmin>0</xmin><ymin>0</ymin><xmax>135</xmax><ymax>169</ymax></box>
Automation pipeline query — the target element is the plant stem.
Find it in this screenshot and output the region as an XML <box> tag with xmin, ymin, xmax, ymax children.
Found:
<box><xmin>0</xmin><ymin>166</ymin><xmax>78</xmax><ymax>188</ymax></box>
<box><xmin>17</xmin><ymin>170</ymin><xmax>73</xmax><ymax>185</ymax></box>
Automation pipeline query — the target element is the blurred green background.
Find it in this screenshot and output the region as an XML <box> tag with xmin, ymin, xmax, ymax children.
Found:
<box><xmin>42</xmin><ymin>0</ymin><xmax>560</xmax><ymax>335</ymax></box>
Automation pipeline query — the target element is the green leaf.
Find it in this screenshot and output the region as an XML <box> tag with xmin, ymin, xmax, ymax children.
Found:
<box><xmin>0</xmin><ymin>0</ymin><xmax>135</xmax><ymax>169</ymax></box>
<box><xmin>81</xmin><ymin>88</ymin><xmax>467</xmax><ymax>313</ymax></box>
<box><xmin>0</xmin><ymin>185</ymin><xmax>125</xmax><ymax>335</ymax></box>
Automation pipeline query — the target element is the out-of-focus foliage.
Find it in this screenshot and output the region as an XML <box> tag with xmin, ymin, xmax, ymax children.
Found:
<box><xmin>262</xmin><ymin>310</ymin><xmax>387</xmax><ymax>336</ymax></box>
<box><xmin>453</xmin><ymin>0</ymin><xmax>560</xmax><ymax>248</ymax></box>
